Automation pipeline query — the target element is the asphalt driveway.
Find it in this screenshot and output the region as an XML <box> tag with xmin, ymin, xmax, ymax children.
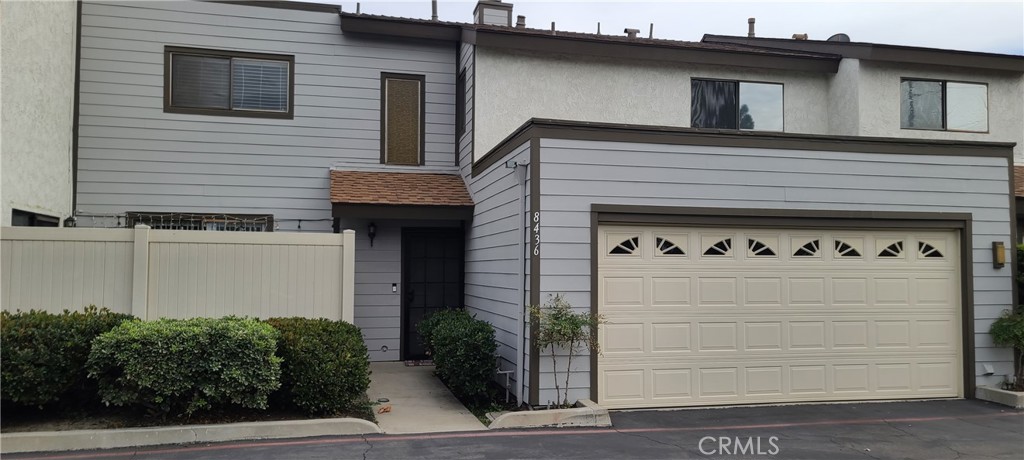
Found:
<box><xmin>8</xmin><ymin>399</ymin><xmax>1022</xmax><ymax>460</ymax></box>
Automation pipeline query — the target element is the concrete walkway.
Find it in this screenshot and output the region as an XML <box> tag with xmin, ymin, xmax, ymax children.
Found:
<box><xmin>367</xmin><ymin>362</ymin><xmax>487</xmax><ymax>434</ymax></box>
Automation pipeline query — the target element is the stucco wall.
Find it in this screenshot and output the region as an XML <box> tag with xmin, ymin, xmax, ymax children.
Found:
<box><xmin>0</xmin><ymin>0</ymin><xmax>77</xmax><ymax>225</ymax></box>
<box><xmin>473</xmin><ymin>48</ymin><xmax>832</xmax><ymax>160</ymax></box>
<box><xmin>827</xmin><ymin>59</ymin><xmax>860</xmax><ymax>136</ymax></box>
<box><xmin>855</xmin><ymin>60</ymin><xmax>1024</xmax><ymax>163</ymax></box>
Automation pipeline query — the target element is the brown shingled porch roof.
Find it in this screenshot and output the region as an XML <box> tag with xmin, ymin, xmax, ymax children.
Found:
<box><xmin>330</xmin><ymin>170</ymin><xmax>474</xmax><ymax>220</ymax></box>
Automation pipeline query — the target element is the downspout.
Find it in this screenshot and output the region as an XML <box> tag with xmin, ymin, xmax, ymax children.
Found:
<box><xmin>513</xmin><ymin>159</ymin><xmax>529</xmax><ymax>406</ymax></box>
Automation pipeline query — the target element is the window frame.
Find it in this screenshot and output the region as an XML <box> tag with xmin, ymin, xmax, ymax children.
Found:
<box><xmin>163</xmin><ymin>46</ymin><xmax>295</xmax><ymax>119</ymax></box>
<box><xmin>456</xmin><ymin>69</ymin><xmax>467</xmax><ymax>140</ymax></box>
<box><xmin>379</xmin><ymin>72</ymin><xmax>427</xmax><ymax>166</ymax></box>
<box><xmin>900</xmin><ymin>78</ymin><xmax>989</xmax><ymax>133</ymax></box>
<box><xmin>690</xmin><ymin>78</ymin><xmax>785</xmax><ymax>132</ymax></box>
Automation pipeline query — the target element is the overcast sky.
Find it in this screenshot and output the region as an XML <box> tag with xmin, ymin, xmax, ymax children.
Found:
<box><xmin>329</xmin><ymin>0</ymin><xmax>1024</xmax><ymax>55</ymax></box>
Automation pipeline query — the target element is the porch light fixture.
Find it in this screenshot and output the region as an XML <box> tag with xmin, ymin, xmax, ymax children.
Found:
<box><xmin>368</xmin><ymin>222</ymin><xmax>377</xmax><ymax>247</ymax></box>
<box><xmin>992</xmin><ymin>241</ymin><xmax>1005</xmax><ymax>268</ymax></box>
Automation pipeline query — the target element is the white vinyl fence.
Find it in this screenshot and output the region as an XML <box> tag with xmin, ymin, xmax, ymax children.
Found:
<box><xmin>1</xmin><ymin>226</ymin><xmax>355</xmax><ymax>322</ymax></box>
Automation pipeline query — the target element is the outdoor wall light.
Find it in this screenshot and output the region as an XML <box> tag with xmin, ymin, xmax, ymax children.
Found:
<box><xmin>992</xmin><ymin>241</ymin><xmax>1006</xmax><ymax>269</ymax></box>
<box><xmin>368</xmin><ymin>222</ymin><xmax>377</xmax><ymax>247</ymax></box>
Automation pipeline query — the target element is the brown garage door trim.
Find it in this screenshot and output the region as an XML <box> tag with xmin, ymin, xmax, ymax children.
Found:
<box><xmin>589</xmin><ymin>204</ymin><xmax>976</xmax><ymax>405</ymax></box>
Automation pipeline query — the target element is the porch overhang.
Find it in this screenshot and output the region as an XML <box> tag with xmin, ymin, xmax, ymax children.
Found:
<box><xmin>330</xmin><ymin>170</ymin><xmax>474</xmax><ymax>221</ymax></box>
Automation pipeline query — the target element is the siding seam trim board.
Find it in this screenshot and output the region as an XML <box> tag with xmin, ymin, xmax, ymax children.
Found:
<box><xmin>529</xmin><ymin>137</ymin><xmax>540</xmax><ymax>406</ymax></box>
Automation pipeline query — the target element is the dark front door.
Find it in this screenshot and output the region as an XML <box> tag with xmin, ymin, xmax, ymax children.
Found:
<box><xmin>402</xmin><ymin>228</ymin><xmax>464</xmax><ymax>360</ymax></box>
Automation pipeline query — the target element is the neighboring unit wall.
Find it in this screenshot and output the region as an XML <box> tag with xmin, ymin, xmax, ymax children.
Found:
<box><xmin>76</xmin><ymin>1</ymin><xmax>456</xmax><ymax>231</ymax></box>
<box><xmin>855</xmin><ymin>60</ymin><xmax>1024</xmax><ymax>163</ymax></box>
<box><xmin>0</xmin><ymin>0</ymin><xmax>77</xmax><ymax>225</ymax></box>
<box><xmin>534</xmin><ymin>138</ymin><xmax>1013</xmax><ymax>404</ymax></box>
<box><xmin>473</xmin><ymin>48</ymin><xmax>831</xmax><ymax>158</ymax></box>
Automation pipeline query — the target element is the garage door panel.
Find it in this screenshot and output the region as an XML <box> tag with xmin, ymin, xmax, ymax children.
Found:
<box><xmin>598</xmin><ymin>225</ymin><xmax>961</xmax><ymax>408</ymax></box>
<box><xmin>651</xmin><ymin>276</ymin><xmax>691</xmax><ymax>307</ymax></box>
<box><xmin>697</xmin><ymin>277</ymin><xmax>738</xmax><ymax>306</ymax></box>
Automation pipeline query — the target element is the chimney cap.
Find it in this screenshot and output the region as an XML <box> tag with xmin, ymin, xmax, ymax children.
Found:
<box><xmin>624</xmin><ymin>27</ymin><xmax>640</xmax><ymax>38</ymax></box>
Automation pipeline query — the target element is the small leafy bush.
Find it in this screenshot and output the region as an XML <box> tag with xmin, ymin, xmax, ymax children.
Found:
<box><xmin>530</xmin><ymin>294</ymin><xmax>604</xmax><ymax>407</ymax></box>
<box><xmin>418</xmin><ymin>309</ymin><xmax>496</xmax><ymax>403</ymax></box>
<box><xmin>266</xmin><ymin>317</ymin><xmax>370</xmax><ymax>416</ymax></box>
<box><xmin>87</xmin><ymin>317</ymin><xmax>281</xmax><ymax>417</ymax></box>
<box><xmin>1</xmin><ymin>306</ymin><xmax>133</xmax><ymax>407</ymax></box>
<box><xmin>990</xmin><ymin>309</ymin><xmax>1024</xmax><ymax>391</ymax></box>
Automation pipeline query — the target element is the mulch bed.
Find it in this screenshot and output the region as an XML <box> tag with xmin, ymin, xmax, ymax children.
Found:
<box><xmin>0</xmin><ymin>401</ymin><xmax>366</xmax><ymax>433</ymax></box>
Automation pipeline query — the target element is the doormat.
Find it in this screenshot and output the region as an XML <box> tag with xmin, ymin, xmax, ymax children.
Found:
<box><xmin>404</xmin><ymin>360</ymin><xmax>434</xmax><ymax>366</ymax></box>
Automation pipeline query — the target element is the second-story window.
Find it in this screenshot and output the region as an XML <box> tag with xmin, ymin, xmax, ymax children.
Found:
<box><xmin>691</xmin><ymin>79</ymin><xmax>784</xmax><ymax>131</ymax></box>
<box><xmin>900</xmin><ymin>79</ymin><xmax>988</xmax><ymax>132</ymax></box>
<box><xmin>165</xmin><ymin>46</ymin><xmax>293</xmax><ymax>118</ymax></box>
<box><xmin>381</xmin><ymin>73</ymin><xmax>426</xmax><ymax>166</ymax></box>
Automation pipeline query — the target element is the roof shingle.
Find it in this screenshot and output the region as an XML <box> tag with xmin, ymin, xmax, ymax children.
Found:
<box><xmin>330</xmin><ymin>170</ymin><xmax>474</xmax><ymax>207</ymax></box>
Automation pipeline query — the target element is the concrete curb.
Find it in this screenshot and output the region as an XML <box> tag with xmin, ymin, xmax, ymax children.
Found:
<box><xmin>0</xmin><ymin>417</ymin><xmax>382</xmax><ymax>454</ymax></box>
<box><xmin>486</xmin><ymin>399</ymin><xmax>612</xmax><ymax>429</ymax></box>
<box><xmin>976</xmin><ymin>385</ymin><xmax>1024</xmax><ymax>409</ymax></box>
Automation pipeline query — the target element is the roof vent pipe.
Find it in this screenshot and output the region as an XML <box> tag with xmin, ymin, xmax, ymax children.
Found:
<box><xmin>624</xmin><ymin>28</ymin><xmax>640</xmax><ymax>39</ymax></box>
<box><xmin>431</xmin><ymin>0</ymin><xmax>438</xmax><ymax>21</ymax></box>
<box><xmin>747</xmin><ymin>17</ymin><xmax>755</xmax><ymax>37</ymax></box>
<box><xmin>597</xmin><ymin>22</ymin><xmax>601</xmax><ymax>34</ymax></box>
<box><xmin>649</xmin><ymin>23</ymin><xmax>654</xmax><ymax>38</ymax></box>
<box><xmin>516</xmin><ymin>15</ymin><xmax>525</xmax><ymax>28</ymax></box>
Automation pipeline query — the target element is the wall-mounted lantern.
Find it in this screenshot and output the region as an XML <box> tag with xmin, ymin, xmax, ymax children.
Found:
<box><xmin>992</xmin><ymin>241</ymin><xmax>1006</xmax><ymax>268</ymax></box>
<box><xmin>368</xmin><ymin>222</ymin><xmax>378</xmax><ymax>247</ymax></box>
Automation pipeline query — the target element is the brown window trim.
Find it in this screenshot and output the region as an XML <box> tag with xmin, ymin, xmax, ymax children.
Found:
<box><xmin>456</xmin><ymin>69</ymin><xmax>467</xmax><ymax>140</ymax></box>
<box><xmin>163</xmin><ymin>46</ymin><xmax>295</xmax><ymax>119</ymax></box>
<box><xmin>379</xmin><ymin>72</ymin><xmax>427</xmax><ymax>166</ymax></box>
<box><xmin>900</xmin><ymin>78</ymin><xmax>989</xmax><ymax>133</ymax></box>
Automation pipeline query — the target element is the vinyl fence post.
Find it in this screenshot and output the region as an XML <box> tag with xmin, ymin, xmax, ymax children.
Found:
<box><xmin>131</xmin><ymin>224</ymin><xmax>150</xmax><ymax>320</ymax></box>
<box><xmin>341</xmin><ymin>229</ymin><xmax>356</xmax><ymax>324</ymax></box>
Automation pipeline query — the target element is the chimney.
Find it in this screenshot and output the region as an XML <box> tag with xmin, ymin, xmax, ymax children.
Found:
<box><xmin>515</xmin><ymin>15</ymin><xmax>526</xmax><ymax>29</ymax></box>
<box><xmin>624</xmin><ymin>28</ymin><xmax>640</xmax><ymax>39</ymax></box>
<box><xmin>747</xmin><ymin>17</ymin><xmax>755</xmax><ymax>37</ymax></box>
<box><xmin>792</xmin><ymin>33</ymin><xmax>808</xmax><ymax>40</ymax></box>
<box><xmin>474</xmin><ymin>1</ymin><xmax>513</xmax><ymax>27</ymax></box>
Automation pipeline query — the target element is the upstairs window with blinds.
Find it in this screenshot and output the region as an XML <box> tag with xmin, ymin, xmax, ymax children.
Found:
<box><xmin>381</xmin><ymin>73</ymin><xmax>425</xmax><ymax>166</ymax></box>
<box><xmin>165</xmin><ymin>47</ymin><xmax>293</xmax><ymax>118</ymax></box>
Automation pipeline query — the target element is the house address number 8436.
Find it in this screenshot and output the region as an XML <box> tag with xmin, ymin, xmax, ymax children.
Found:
<box><xmin>532</xmin><ymin>212</ymin><xmax>540</xmax><ymax>256</ymax></box>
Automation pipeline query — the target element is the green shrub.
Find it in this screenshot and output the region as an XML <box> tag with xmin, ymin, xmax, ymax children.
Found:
<box><xmin>87</xmin><ymin>317</ymin><xmax>281</xmax><ymax>417</ymax></box>
<box><xmin>991</xmin><ymin>309</ymin><xmax>1024</xmax><ymax>391</ymax></box>
<box><xmin>266</xmin><ymin>318</ymin><xmax>370</xmax><ymax>416</ymax></box>
<box><xmin>1</xmin><ymin>306</ymin><xmax>133</xmax><ymax>407</ymax></box>
<box><xmin>530</xmin><ymin>294</ymin><xmax>604</xmax><ymax>407</ymax></box>
<box><xmin>417</xmin><ymin>309</ymin><xmax>496</xmax><ymax>403</ymax></box>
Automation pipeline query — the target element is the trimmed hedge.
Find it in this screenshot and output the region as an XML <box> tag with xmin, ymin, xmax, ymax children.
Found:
<box><xmin>87</xmin><ymin>317</ymin><xmax>281</xmax><ymax>417</ymax></box>
<box><xmin>1</xmin><ymin>306</ymin><xmax>133</xmax><ymax>407</ymax></box>
<box><xmin>417</xmin><ymin>309</ymin><xmax>496</xmax><ymax>403</ymax></box>
<box><xmin>266</xmin><ymin>318</ymin><xmax>370</xmax><ymax>416</ymax></box>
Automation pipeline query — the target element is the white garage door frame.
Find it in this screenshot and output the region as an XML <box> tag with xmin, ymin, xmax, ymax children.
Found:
<box><xmin>588</xmin><ymin>204</ymin><xmax>976</xmax><ymax>408</ymax></box>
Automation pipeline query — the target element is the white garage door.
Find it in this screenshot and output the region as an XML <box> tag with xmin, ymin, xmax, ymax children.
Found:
<box><xmin>597</xmin><ymin>225</ymin><xmax>962</xmax><ymax>409</ymax></box>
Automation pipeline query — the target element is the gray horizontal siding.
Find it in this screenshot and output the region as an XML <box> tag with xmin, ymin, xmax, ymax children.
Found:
<box><xmin>534</xmin><ymin>137</ymin><xmax>1014</xmax><ymax>404</ymax></box>
<box><xmin>339</xmin><ymin>218</ymin><xmax>461</xmax><ymax>362</ymax></box>
<box><xmin>77</xmin><ymin>1</ymin><xmax>457</xmax><ymax>232</ymax></box>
